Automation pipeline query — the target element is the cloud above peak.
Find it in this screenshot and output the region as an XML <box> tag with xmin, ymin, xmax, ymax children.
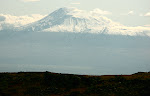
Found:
<box><xmin>121</xmin><ymin>10</ymin><xmax>134</xmax><ymax>16</ymax></box>
<box><xmin>0</xmin><ymin>14</ymin><xmax>46</xmax><ymax>27</ymax></box>
<box><xmin>21</xmin><ymin>0</ymin><xmax>40</xmax><ymax>2</ymax></box>
<box><xmin>128</xmin><ymin>11</ymin><xmax>134</xmax><ymax>15</ymax></box>
<box><xmin>60</xmin><ymin>7</ymin><xmax>112</xmax><ymax>19</ymax></box>
<box><xmin>144</xmin><ymin>12</ymin><xmax>150</xmax><ymax>16</ymax></box>
<box><xmin>91</xmin><ymin>8</ymin><xmax>112</xmax><ymax>15</ymax></box>
<box><xmin>139</xmin><ymin>12</ymin><xmax>150</xmax><ymax>17</ymax></box>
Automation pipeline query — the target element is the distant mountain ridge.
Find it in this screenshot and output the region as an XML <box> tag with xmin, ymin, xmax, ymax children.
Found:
<box><xmin>1</xmin><ymin>7</ymin><xmax>150</xmax><ymax>36</ymax></box>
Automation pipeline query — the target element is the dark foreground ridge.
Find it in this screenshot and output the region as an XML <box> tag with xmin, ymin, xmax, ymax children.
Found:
<box><xmin>0</xmin><ymin>72</ymin><xmax>150</xmax><ymax>96</ymax></box>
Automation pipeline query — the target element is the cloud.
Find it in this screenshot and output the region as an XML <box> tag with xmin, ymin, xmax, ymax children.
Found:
<box><xmin>127</xmin><ymin>11</ymin><xmax>134</xmax><ymax>15</ymax></box>
<box><xmin>71</xmin><ymin>2</ymin><xmax>80</xmax><ymax>5</ymax></box>
<box><xmin>91</xmin><ymin>8</ymin><xmax>111</xmax><ymax>15</ymax></box>
<box><xmin>144</xmin><ymin>12</ymin><xmax>150</xmax><ymax>16</ymax></box>
<box><xmin>120</xmin><ymin>11</ymin><xmax>134</xmax><ymax>16</ymax></box>
<box><xmin>0</xmin><ymin>14</ymin><xmax>46</xmax><ymax>27</ymax></box>
<box><xmin>65</xmin><ymin>7</ymin><xmax>111</xmax><ymax>19</ymax></box>
<box><xmin>143</xmin><ymin>25</ymin><xmax>150</xmax><ymax>28</ymax></box>
<box><xmin>21</xmin><ymin>0</ymin><xmax>40</xmax><ymax>2</ymax></box>
<box><xmin>109</xmin><ymin>25</ymin><xmax>150</xmax><ymax>36</ymax></box>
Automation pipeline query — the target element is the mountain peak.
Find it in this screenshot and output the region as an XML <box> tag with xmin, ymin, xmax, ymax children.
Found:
<box><xmin>52</xmin><ymin>7</ymin><xmax>74</xmax><ymax>14</ymax></box>
<box><xmin>57</xmin><ymin>7</ymin><xmax>77</xmax><ymax>12</ymax></box>
<box><xmin>17</xmin><ymin>7</ymin><xmax>150</xmax><ymax>36</ymax></box>
<box><xmin>49</xmin><ymin>7</ymin><xmax>85</xmax><ymax>18</ymax></box>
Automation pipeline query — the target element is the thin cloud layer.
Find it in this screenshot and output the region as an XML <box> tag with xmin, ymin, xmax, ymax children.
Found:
<box><xmin>144</xmin><ymin>12</ymin><xmax>150</xmax><ymax>16</ymax></box>
<box><xmin>91</xmin><ymin>8</ymin><xmax>112</xmax><ymax>15</ymax></box>
<box><xmin>66</xmin><ymin>7</ymin><xmax>111</xmax><ymax>19</ymax></box>
<box><xmin>128</xmin><ymin>11</ymin><xmax>134</xmax><ymax>15</ymax></box>
<box><xmin>121</xmin><ymin>11</ymin><xmax>134</xmax><ymax>16</ymax></box>
<box><xmin>0</xmin><ymin>14</ymin><xmax>46</xmax><ymax>27</ymax></box>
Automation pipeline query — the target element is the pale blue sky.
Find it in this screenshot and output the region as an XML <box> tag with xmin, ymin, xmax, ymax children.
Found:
<box><xmin>0</xmin><ymin>0</ymin><xmax>150</xmax><ymax>26</ymax></box>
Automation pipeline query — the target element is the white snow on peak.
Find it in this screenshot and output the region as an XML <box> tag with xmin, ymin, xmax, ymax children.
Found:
<box><xmin>41</xmin><ymin>7</ymin><xmax>150</xmax><ymax>36</ymax></box>
<box><xmin>51</xmin><ymin>7</ymin><xmax>111</xmax><ymax>19</ymax></box>
<box><xmin>23</xmin><ymin>7</ymin><xmax>122</xmax><ymax>33</ymax></box>
<box><xmin>1</xmin><ymin>7</ymin><xmax>150</xmax><ymax>36</ymax></box>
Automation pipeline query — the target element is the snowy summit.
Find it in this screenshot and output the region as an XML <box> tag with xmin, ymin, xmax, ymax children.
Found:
<box><xmin>2</xmin><ymin>7</ymin><xmax>150</xmax><ymax>36</ymax></box>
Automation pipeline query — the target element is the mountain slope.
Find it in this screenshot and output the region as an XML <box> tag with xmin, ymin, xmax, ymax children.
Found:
<box><xmin>20</xmin><ymin>7</ymin><xmax>121</xmax><ymax>32</ymax></box>
<box><xmin>0</xmin><ymin>7</ymin><xmax>150</xmax><ymax>36</ymax></box>
<box><xmin>19</xmin><ymin>7</ymin><xmax>150</xmax><ymax>36</ymax></box>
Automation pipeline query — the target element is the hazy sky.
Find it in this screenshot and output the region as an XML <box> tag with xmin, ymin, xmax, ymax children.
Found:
<box><xmin>0</xmin><ymin>0</ymin><xmax>150</xmax><ymax>26</ymax></box>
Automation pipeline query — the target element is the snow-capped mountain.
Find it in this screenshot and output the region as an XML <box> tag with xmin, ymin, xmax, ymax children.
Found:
<box><xmin>21</xmin><ymin>7</ymin><xmax>117</xmax><ymax>32</ymax></box>
<box><xmin>1</xmin><ymin>7</ymin><xmax>150</xmax><ymax>36</ymax></box>
<box><xmin>19</xmin><ymin>7</ymin><xmax>150</xmax><ymax>36</ymax></box>
<box><xmin>1</xmin><ymin>8</ymin><xmax>150</xmax><ymax>75</ymax></box>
